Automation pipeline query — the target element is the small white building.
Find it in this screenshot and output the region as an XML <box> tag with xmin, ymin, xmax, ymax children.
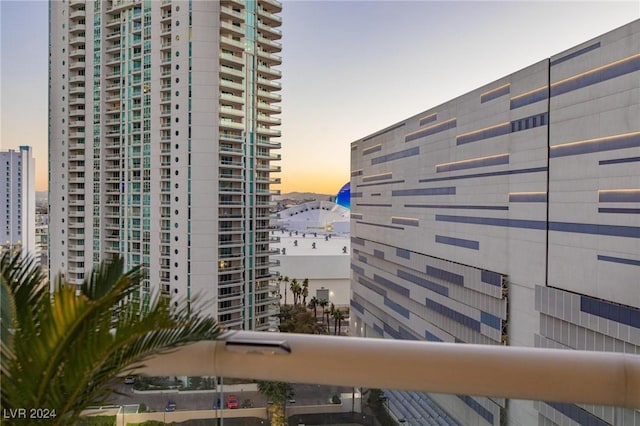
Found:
<box><xmin>273</xmin><ymin>201</ymin><xmax>350</xmax><ymax>308</ymax></box>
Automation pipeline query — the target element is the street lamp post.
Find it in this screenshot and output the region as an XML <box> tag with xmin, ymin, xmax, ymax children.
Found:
<box><xmin>219</xmin><ymin>376</ymin><xmax>224</xmax><ymax>426</ymax></box>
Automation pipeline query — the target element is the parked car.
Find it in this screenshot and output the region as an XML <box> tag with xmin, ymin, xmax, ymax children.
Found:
<box><xmin>165</xmin><ymin>400</ymin><xmax>176</xmax><ymax>412</ymax></box>
<box><xmin>226</xmin><ymin>395</ymin><xmax>238</xmax><ymax>409</ymax></box>
<box><xmin>124</xmin><ymin>376</ymin><xmax>135</xmax><ymax>385</ymax></box>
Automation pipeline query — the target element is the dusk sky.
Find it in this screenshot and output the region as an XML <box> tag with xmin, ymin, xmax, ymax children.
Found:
<box><xmin>1</xmin><ymin>1</ymin><xmax>638</xmax><ymax>194</ymax></box>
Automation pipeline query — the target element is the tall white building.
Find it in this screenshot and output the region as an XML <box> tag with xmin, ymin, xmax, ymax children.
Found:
<box><xmin>49</xmin><ymin>0</ymin><xmax>282</xmax><ymax>330</ymax></box>
<box><xmin>350</xmin><ymin>21</ymin><xmax>639</xmax><ymax>425</ymax></box>
<box><xmin>1</xmin><ymin>146</ymin><xmax>36</xmax><ymax>257</ymax></box>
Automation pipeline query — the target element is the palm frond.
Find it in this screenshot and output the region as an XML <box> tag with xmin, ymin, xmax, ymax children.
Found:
<box><xmin>1</xmin><ymin>271</ymin><xmax>16</xmax><ymax>354</ymax></box>
<box><xmin>0</xmin><ymin>251</ymin><xmax>47</xmax><ymax>324</ymax></box>
<box><xmin>2</xmin><ymin>252</ymin><xmax>221</xmax><ymax>425</ymax></box>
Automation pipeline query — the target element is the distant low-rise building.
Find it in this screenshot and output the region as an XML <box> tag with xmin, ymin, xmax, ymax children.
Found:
<box><xmin>272</xmin><ymin>230</ymin><xmax>350</xmax><ymax>308</ymax></box>
<box><xmin>273</xmin><ymin>199</ymin><xmax>351</xmax><ymax>308</ymax></box>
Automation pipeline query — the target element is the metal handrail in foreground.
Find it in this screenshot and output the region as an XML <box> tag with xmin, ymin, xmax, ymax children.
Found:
<box><xmin>135</xmin><ymin>331</ymin><xmax>640</xmax><ymax>408</ymax></box>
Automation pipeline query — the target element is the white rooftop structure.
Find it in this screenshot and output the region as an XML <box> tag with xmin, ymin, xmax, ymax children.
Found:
<box><xmin>273</xmin><ymin>200</ymin><xmax>351</xmax><ymax>308</ymax></box>
<box><xmin>276</xmin><ymin>200</ymin><xmax>350</xmax><ymax>234</ymax></box>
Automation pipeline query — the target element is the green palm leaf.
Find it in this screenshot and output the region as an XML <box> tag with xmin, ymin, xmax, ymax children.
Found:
<box><xmin>257</xmin><ymin>380</ymin><xmax>293</xmax><ymax>426</ymax></box>
<box><xmin>1</xmin><ymin>251</ymin><xmax>220</xmax><ymax>425</ymax></box>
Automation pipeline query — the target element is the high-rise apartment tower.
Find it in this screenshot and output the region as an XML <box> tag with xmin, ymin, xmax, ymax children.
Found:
<box><xmin>49</xmin><ymin>0</ymin><xmax>282</xmax><ymax>330</ymax></box>
<box><xmin>1</xmin><ymin>146</ymin><xmax>36</xmax><ymax>256</ymax></box>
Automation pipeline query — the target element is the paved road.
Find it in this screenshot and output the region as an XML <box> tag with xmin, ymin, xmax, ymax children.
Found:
<box><xmin>107</xmin><ymin>382</ymin><xmax>355</xmax><ymax>412</ymax></box>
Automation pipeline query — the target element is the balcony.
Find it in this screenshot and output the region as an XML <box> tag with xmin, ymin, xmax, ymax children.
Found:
<box><xmin>69</xmin><ymin>108</ymin><xmax>86</xmax><ymax>117</ymax></box>
<box><xmin>257</xmin><ymin>8</ymin><xmax>282</xmax><ymax>27</ymax></box>
<box><xmin>69</xmin><ymin>23</ymin><xmax>86</xmax><ymax>34</ymax></box>
<box><xmin>220</xmin><ymin>78</ymin><xmax>244</xmax><ymax>92</ymax></box>
<box><xmin>220</xmin><ymin>6</ymin><xmax>245</xmax><ymax>22</ymax></box>
<box><xmin>256</xmin><ymin>138</ymin><xmax>281</xmax><ymax>149</ymax></box>
<box><xmin>103</xmin><ymin>82</ymin><xmax>119</xmax><ymax>92</ymax></box>
<box><xmin>68</xmin><ymin>86</ymin><xmax>86</xmax><ymax>95</ymax></box>
<box><xmin>69</xmin><ymin>8</ymin><xmax>86</xmax><ymax>19</ymax></box>
<box><xmin>257</xmin><ymin>102</ymin><xmax>281</xmax><ymax>114</ymax></box>
<box><xmin>257</xmin><ymin>22</ymin><xmax>282</xmax><ymax>39</ymax></box>
<box><xmin>257</xmin><ymin>35</ymin><xmax>282</xmax><ymax>53</ymax></box>
<box><xmin>257</xmin><ymin>89</ymin><xmax>281</xmax><ymax>103</ymax></box>
<box><xmin>104</xmin><ymin>93</ymin><xmax>121</xmax><ymax>102</ymax></box>
<box><xmin>257</xmin><ymin>49</ymin><xmax>282</xmax><ymax>66</ymax></box>
<box><xmin>218</xmin><ymin>271</ymin><xmax>244</xmax><ymax>289</ymax></box>
<box><xmin>220</xmin><ymin>158</ymin><xmax>244</xmax><ymax>169</ymax></box>
<box><xmin>219</xmin><ymin>172</ymin><xmax>243</xmax><ymax>182</ymax></box>
<box><xmin>69</xmin><ymin>60</ymin><xmax>86</xmax><ymax>71</ymax></box>
<box><xmin>105</xmin><ymin>71</ymin><xmax>121</xmax><ymax>81</ymax></box>
<box><xmin>256</xmin><ymin>199</ymin><xmax>278</xmax><ymax>209</ymax></box>
<box><xmin>106</xmin><ymin>17</ymin><xmax>121</xmax><ymax>28</ymax></box>
<box><xmin>106</xmin><ymin>30</ymin><xmax>121</xmax><ymax>40</ymax></box>
<box><xmin>69</xmin><ymin>36</ymin><xmax>86</xmax><ymax>46</ymax></box>
<box><xmin>259</xmin><ymin>0</ymin><xmax>282</xmax><ymax>13</ymax></box>
<box><xmin>218</xmin><ymin>251</ymin><xmax>244</xmax><ymax>261</ymax></box>
<box><xmin>218</xmin><ymin>303</ymin><xmax>244</xmax><ymax>315</ymax></box>
<box><xmin>220</xmin><ymin>52</ymin><xmax>244</xmax><ymax>67</ymax></box>
<box><xmin>220</xmin><ymin>107</ymin><xmax>244</xmax><ymax>120</ymax></box>
<box><xmin>218</xmin><ymin>186</ymin><xmax>244</xmax><ymax>195</ymax></box>
<box><xmin>220</xmin><ymin>133</ymin><xmax>243</xmax><ymax>142</ymax></box>
<box><xmin>221</xmin><ymin>0</ymin><xmax>244</xmax><ymax>8</ymax></box>
<box><xmin>161</xmin><ymin>25</ymin><xmax>172</xmax><ymax>35</ymax></box>
<box><xmin>69</xmin><ymin>0</ymin><xmax>84</xmax><ymax>8</ymax></box>
<box><xmin>221</xmin><ymin>37</ymin><xmax>245</xmax><ymax>55</ymax></box>
<box><xmin>106</xmin><ymin>42</ymin><xmax>121</xmax><ymax>53</ymax></box>
<box><xmin>67</xmin><ymin>153</ymin><xmax>85</xmax><ymax>161</ymax></box>
<box><xmin>256</xmin><ymin>127</ymin><xmax>281</xmax><ymax>137</ymax></box>
<box><xmin>256</xmin><ymin>151</ymin><xmax>281</xmax><ymax>161</ymax></box>
<box><xmin>220</xmin><ymin>21</ymin><xmax>244</xmax><ymax>37</ymax></box>
<box><xmin>220</xmin><ymin>65</ymin><xmax>244</xmax><ymax>79</ymax></box>
<box><xmin>69</xmin><ymin>48</ymin><xmax>86</xmax><ymax>58</ymax></box>
<box><xmin>69</xmin><ymin>74</ymin><xmax>85</xmax><ymax>83</ymax></box>
<box><xmin>257</xmin><ymin>114</ymin><xmax>280</xmax><ymax>126</ymax></box>
<box><xmin>106</xmin><ymin>55</ymin><xmax>121</xmax><ymax>66</ymax></box>
<box><xmin>219</xmin><ymin>93</ymin><xmax>244</xmax><ymax>106</ymax></box>
<box><xmin>258</xmin><ymin>76</ymin><xmax>281</xmax><ymax>90</ymax></box>
<box><xmin>219</xmin><ymin>290</ymin><xmax>243</xmax><ymax>302</ymax></box>
<box><xmin>219</xmin><ymin>121</ymin><xmax>244</xmax><ymax>131</ymax></box>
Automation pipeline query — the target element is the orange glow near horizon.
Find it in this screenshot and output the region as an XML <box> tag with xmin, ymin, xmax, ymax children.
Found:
<box><xmin>278</xmin><ymin>172</ymin><xmax>349</xmax><ymax>195</ymax></box>
<box><xmin>36</xmin><ymin>174</ymin><xmax>48</xmax><ymax>192</ymax></box>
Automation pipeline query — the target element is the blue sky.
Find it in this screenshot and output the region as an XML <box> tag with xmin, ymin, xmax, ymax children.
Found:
<box><xmin>1</xmin><ymin>1</ymin><xmax>638</xmax><ymax>193</ymax></box>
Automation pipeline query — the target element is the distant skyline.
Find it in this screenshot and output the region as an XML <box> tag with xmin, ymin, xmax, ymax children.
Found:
<box><xmin>1</xmin><ymin>1</ymin><xmax>638</xmax><ymax>194</ymax></box>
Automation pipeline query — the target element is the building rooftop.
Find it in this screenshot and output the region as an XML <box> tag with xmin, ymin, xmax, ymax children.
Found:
<box><xmin>273</xmin><ymin>232</ymin><xmax>350</xmax><ymax>257</ymax></box>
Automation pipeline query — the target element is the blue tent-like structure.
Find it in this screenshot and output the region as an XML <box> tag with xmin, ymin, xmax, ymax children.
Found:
<box><xmin>335</xmin><ymin>182</ymin><xmax>350</xmax><ymax>210</ymax></box>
